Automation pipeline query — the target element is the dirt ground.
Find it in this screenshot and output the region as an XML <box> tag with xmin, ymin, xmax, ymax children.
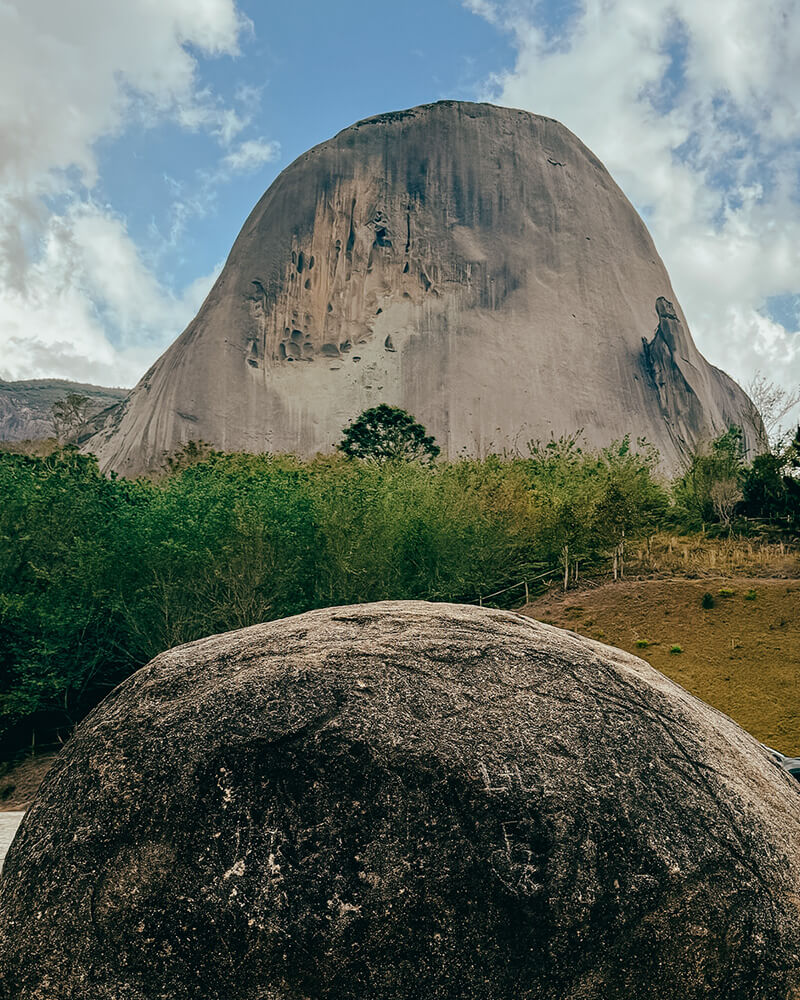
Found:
<box><xmin>522</xmin><ymin>577</ymin><xmax>800</xmax><ymax>756</ymax></box>
<box><xmin>0</xmin><ymin>752</ymin><xmax>58</xmax><ymax>812</ymax></box>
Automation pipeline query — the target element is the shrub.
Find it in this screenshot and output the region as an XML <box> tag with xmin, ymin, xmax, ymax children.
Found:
<box><xmin>337</xmin><ymin>405</ymin><xmax>440</xmax><ymax>465</ymax></box>
<box><xmin>718</xmin><ymin>588</ymin><xmax>735</xmax><ymax>598</ymax></box>
<box><xmin>672</xmin><ymin>426</ymin><xmax>744</xmax><ymax>528</ymax></box>
<box><xmin>741</xmin><ymin>428</ymin><xmax>800</xmax><ymax>527</ymax></box>
<box><xmin>523</xmin><ymin>433</ymin><xmax>668</xmax><ymax>588</ymax></box>
<box><xmin>701</xmin><ymin>592</ymin><xmax>715</xmax><ymax>609</ymax></box>
<box><xmin>744</xmin><ymin>589</ymin><xmax>757</xmax><ymax>601</ymax></box>
<box><xmin>635</xmin><ymin>639</ymin><xmax>650</xmax><ymax>648</ymax></box>
<box><xmin>742</xmin><ymin>452</ymin><xmax>791</xmax><ymax>520</ymax></box>
<box><xmin>669</xmin><ymin>644</ymin><xmax>683</xmax><ymax>654</ymax></box>
<box><xmin>0</xmin><ymin>430</ymin><xmax>734</xmax><ymax>755</ymax></box>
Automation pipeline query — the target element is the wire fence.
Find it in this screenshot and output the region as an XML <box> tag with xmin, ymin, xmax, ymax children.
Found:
<box><xmin>472</xmin><ymin>567</ymin><xmax>559</xmax><ymax>608</ymax></box>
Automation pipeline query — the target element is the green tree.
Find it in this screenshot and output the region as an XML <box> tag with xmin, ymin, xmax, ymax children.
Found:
<box><xmin>0</xmin><ymin>447</ymin><xmax>135</xmax><ymax>746</ymax></box>
<box><xmin>742</xmin><ymin>426</ymin><xmax>800</xmax><ymax>527</ymax></box>
<box><xmin>673</xmin><ymin>426</ymin><xmax>745</xmax><ymax>528</ymax></box>
<box><xmin>123</xmin><ymin>452</ymin><xmax>321</xmax><ymax>659</ymax></box>
<box><xmin>524</xmin><ymin>434</ymin><xmax>666</xmax><ymax>586</ymax></box>
<box><xmin>51</xmin><ymin>393</ymin><xmax>92</xmax><ymax>443</ymax></box>
<box><xmin>592</xmin><ymin>437</ymin><xmax>667</xmax><ymax>578</ymax></box>
<box><xmin>742</xmin><ymin>452</ymin><xmax>787</xmax><ymax>518</ymax></box>
<box><xmin>337</xmin><ymin>404</ymin><xmax>440</xmax><ymax>464</ymax></box>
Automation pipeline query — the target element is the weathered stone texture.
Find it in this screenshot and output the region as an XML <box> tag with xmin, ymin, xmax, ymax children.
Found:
<box><xmin>82</xmin><ymin>102</ymin><xmax>762</xmax><ymax>475</ymax></box>
<box><xmin>1</xmin><ymin>602</ymin><xmax>798</xmax><ymax>999</ymax></box>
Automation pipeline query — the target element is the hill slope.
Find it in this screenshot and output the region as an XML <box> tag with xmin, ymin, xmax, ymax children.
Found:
<box><xmin>83</xmin><ymin>100</ymin><xmax>761</xmax><ymax>476</ymax></box>
<box><xmin>523</xmin><ymin>578</ymin><xmax>800</xmax><ymax>755</ymax></box>
<box><xmin>0</xmin><ymin>379</ymin><xmax>128</xmax><ymax>441</ymax></box>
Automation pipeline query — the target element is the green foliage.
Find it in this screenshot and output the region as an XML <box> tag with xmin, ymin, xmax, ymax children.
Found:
<box><xmin>744</xmin><ymin>589</ymin><xmax>757</xmax><ymax>601</ymax></box>
<box><xmin>669</xmin><ymin>644</ymin><xmax>683</xmax><ymax>654</ymax></box>
<box><xmin>159</xmin><ymin>439</ymin><xmax>221</xmax><ymax>477</ymax></box>
<box><xmin>0</xmin><ymin>448</ymin><xmax>133</xmax><ymax>743</ymax></box>
<box><xmin>743</xmin><ymin>452</ymin><xmax>789</xmax><ymax>517</ymax></box>
<box><xmin>635</xmin><ymin>639</ymin><xmax>650</xmax><ymax>648</ymax></box>
<box><xmin>671</xmin><ymin>423</ymin><xmax>800</xmax><ymax>533</ymax></box>
<box><xmin>0</xmin><ymin>446</ymin><xmax>549</xmax><ymax>748</ymax></box>
<box><xmin>1</xmin><ymin>423</ymin><xmax>795</xmax><ymax>755</ymax></box>
<box><xmin>337</xmin><ymin>404</ymin><xmax>440</xmax><ymax>464</ymax></box>
<box><xmin>523</xmin><ymin>434</ymin><xmax>668</xmax><ymax>585</ymax></box>
<box><xmin>718</xmin><ymin>588</ymin><xmax>736</xmax><ymax>598</ymax></box>
<box><xmin>741</xmin><ymin>427</ymin><xmax>800</xmax><ymax>527</ymax></box>
<box><xmin>701</xmin><ymin>592</ymin><xmax>715</xmax><ymax>609</ymax></box>
<box><xmin>672</xmin><ymin>426</ymin><xmax>744</xmax><ymax>528</ymax></box>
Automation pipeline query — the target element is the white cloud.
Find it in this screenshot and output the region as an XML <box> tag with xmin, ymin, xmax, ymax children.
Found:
<box><xmin>0</xmin><ymin>0</ymin><xmax>247</xmax><ymax>385</ymax></box>
<box><xmin>0</xmin><ymin>201</ymin><xmax>221</xmax><ymax>384</ymax></box>
<box><xmin>465</xmin><ymin>0</ymin><xmax>800</xmax><ymax>414</ymax></box>
<box><xmin>0</xmin><ymin>0</ymin><xmax>244</xmax><ymax>190</ymax></box>
<box><xmin>222</xmin><ymin>138</ymin><xmax>281</xmax><ymax>174</ymax></box>
<box><xmin>177</xmin><ymin>102</ymin><xmax>249</xmax><ymax>146</ymax></box>
<box><xmin>462</xmin><ymin>0</ymin><xmax>502</xmax><ymax>24</ymax></box>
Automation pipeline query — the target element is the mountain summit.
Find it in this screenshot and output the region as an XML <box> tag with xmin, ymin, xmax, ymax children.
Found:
<box><xmin>83</xmin><ymin>101</ymin><xmax>760</xmax><ymax>474</ymax></box>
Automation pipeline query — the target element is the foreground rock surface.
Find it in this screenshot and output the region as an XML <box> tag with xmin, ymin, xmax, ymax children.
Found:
<box><xmin>1</xmin><ymin>602</ymin><xmax>799</xmax><ymax>999</ymax></box>
<box><xmin>82</xmin><ymin>101</ymin><xmax>761</xmax><ymax>475</ymax></box>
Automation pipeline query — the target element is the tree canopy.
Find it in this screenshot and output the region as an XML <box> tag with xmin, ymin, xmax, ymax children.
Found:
<box><xmin>51</xmin><ymin>393</ymin><xmax>92</xmax><ymax>443</ymax></box>
<box><xmin>1</xmin><ymin>425</ymin><xmax>797</xmax><ymax>757</ymax></box>
<box><xmin>337</xmin><ymin>405</ymin><xmax>440</xmax><ymax>464</ymax></box>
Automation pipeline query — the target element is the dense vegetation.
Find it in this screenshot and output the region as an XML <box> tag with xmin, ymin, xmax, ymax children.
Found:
<box><xmin>0</xmin><ymin>426</ymin><xmax>798</xmax><ymax>753</ymax></box>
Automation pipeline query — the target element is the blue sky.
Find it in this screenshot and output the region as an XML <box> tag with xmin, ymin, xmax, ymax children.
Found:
<box><xmin>1</xmin><ymin>0</ymin><xmax>798</xmax><ymax>415</ymax></box>
<box><xmin>92</xmin><ymin>0</ymin><xmax>517</xmax><ymax>299</ymax></box>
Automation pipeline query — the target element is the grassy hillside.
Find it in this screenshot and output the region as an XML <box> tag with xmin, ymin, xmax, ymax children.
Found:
<box><xmin>524</xmin><ymin>577</ymin><xmax>800</xmax><ymax>756</ymax></box>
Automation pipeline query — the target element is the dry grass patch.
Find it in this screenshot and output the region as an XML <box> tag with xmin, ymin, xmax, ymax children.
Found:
<box><xmin>625</xmin><ymin>532</ymin><xmax>798</xmax><ymax>579</ymax></box>
<box><xmin>0</xmin><ymin>437</ymin><xmax>59</xmax><ymax>457</ymax></box>
<box><xmin>524</xmin><ymin>577</ymin><xmax>800</xmax><ymax>756</ymax></box>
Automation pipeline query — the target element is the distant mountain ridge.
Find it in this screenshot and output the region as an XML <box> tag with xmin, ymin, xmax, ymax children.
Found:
<box><xmin>0</xmin><ymin>379</ymin><xmax>128</xmax><ymax>442</ymax></box>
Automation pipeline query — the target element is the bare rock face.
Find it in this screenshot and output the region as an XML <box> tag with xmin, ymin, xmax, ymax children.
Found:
<box><xmin>1</xmin><ymin>601</ymin><xmax>798</xmax><ymax>1000</ymax></box>
<box><xmin>0</xmin><ymin>379</ymin><xmax>126</xmax><ymax>442</ymax></box>
<box><xmin>82</xmin><ymin>101</ymin><xmax>761</xmax><ymax>475</ymax></box>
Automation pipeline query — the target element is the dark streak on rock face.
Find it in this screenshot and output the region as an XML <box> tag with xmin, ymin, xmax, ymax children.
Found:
<box><xmin>80</xmin><ymin>101</ymin><xmax>763</xmax><ymax>476</ymax></box>
<box><xmin>641</xmin><ymin>296</ymin><xmax>708</xmax><ymax>457</ymax></box>
<box><xmin>1</xmin><ymin>602</ymin><xmax>798</xmax><ymax>1000</ymax></box>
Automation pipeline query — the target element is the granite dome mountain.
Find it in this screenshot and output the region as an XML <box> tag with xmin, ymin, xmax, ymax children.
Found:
<box><xmin>83</xmin><ymin>101</ymin><xmax>761</xmax><ymax>475</ymax></box>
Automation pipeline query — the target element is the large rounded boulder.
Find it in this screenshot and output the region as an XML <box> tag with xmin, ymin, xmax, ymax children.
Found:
<box><xmin>1</xmin><ymin>602</ymin><xmax>799</xmax><ymax>999</ymax></box>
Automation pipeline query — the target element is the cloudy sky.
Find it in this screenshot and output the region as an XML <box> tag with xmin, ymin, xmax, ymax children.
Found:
<box><xmin>1</xmin><ymin>0</ymin><xmax>798</xmax><ymax>402</ymax></box>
